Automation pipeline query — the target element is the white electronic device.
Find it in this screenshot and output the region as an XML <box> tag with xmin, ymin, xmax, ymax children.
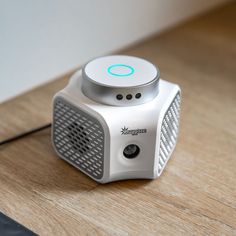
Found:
<box><xmin>52</xmin><ymin>55</ymin><xmax>181</xmax><ymax>183</ymax></box>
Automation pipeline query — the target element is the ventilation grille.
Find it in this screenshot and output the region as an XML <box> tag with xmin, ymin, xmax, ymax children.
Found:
<box><xmin>158</xmin><ymin>92</ymin><xmax>181</xmax><ymax>175</ymax></box>
<box><xmin>53</xmin><ymin>97</ymin><xmax>104</xmax><ymax>179</ymax></box>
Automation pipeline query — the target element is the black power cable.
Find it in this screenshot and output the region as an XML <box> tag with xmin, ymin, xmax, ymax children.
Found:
<box><xmin>0</xmin><ymin>123</ymin><xmax>51</xmax><ymax>146</ymax></box>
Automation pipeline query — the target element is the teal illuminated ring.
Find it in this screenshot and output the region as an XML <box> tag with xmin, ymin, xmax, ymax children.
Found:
<box><xmin>107</xmin><ymin>64</ymin><xmax>134</xmax><ymax>77</ymax></box>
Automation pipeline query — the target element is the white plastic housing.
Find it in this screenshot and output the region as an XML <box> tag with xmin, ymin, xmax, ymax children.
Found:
<box><xmin>52</xmin><ymin>69</ymin><xmax>181</xmax><ymax>183</ymax></box>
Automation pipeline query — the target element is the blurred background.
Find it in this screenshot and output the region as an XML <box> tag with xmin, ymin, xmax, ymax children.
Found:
<box><xmin>0</xmin><ymin>0</ymin><xmax>230</xmax><ymax>103</ymax></box>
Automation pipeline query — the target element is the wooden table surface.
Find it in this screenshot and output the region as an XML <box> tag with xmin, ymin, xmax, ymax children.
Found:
<box><xmin>0</xmin><ymin>3</ymin><xmax>236</xmax><ymax>235</ymax></box>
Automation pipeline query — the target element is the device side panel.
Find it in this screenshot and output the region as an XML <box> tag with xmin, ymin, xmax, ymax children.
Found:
<box><xmin>52</xmin><ymin>91</ymin><xmax>110</xmax><ymax>183</ymax></box>
<box><xmin>98</xmin><ymin>101</ymin><xmax>159</xmax><ymax>181</ymax></box>
<box><xmin>154</xmin><ymin>81</ymin><xmax>181</xmax><ymax>177</ymax></box>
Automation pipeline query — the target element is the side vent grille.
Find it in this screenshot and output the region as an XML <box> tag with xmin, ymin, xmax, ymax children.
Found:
<box><xmin>53</xmin><ymin>97</ymin><xmax>104</xmax><ymax>179</ymax></box>
<box><xmin>158</xmin><ymin>92</ymin><xmax>181</xmax><ymax>175</ymax></box>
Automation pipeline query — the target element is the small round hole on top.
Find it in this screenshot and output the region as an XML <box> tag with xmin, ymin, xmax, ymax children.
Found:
<box><xmin>135</xmin><ymin>93</ymin><xmax>141</xmax><ymax>99</ymax></box>
<box><xmin>126</xmin><ymin>94</ymin><xmax>132</xmax><ymax>100</ymax></box>
<box><xmin>116</xmin><ymin>94</ymin><xmax>123</xmax><ymax>100</ymax></box>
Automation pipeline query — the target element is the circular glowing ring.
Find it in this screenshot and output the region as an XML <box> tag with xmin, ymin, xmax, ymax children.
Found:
<box><xmin>107</xmin><ymin>64</ymin><xmax>134</xmax><ymax>77</ymax></box>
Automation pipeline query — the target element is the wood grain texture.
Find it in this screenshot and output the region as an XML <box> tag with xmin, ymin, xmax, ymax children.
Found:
<box><xmin>0</xmin><ymin>2</ymin><xmax>236</xmax><ymax>235</ymax></box>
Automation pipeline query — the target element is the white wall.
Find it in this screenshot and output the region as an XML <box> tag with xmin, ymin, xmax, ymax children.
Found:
<box><xmin>0</xmin><ymin>0</ymin><xmax>228</xmax><ymax>103</ymax></box>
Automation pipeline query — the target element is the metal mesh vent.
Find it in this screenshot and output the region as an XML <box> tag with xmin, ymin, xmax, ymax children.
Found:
<box><xmin>158</xmin><ymin>92</ymin><xmax>181</xmax><ymax>175</ymax></box>
<box><xmin>53</xmin><ymin>97</ymin><xmax>104</xmax><ymax>179</ymax></box>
